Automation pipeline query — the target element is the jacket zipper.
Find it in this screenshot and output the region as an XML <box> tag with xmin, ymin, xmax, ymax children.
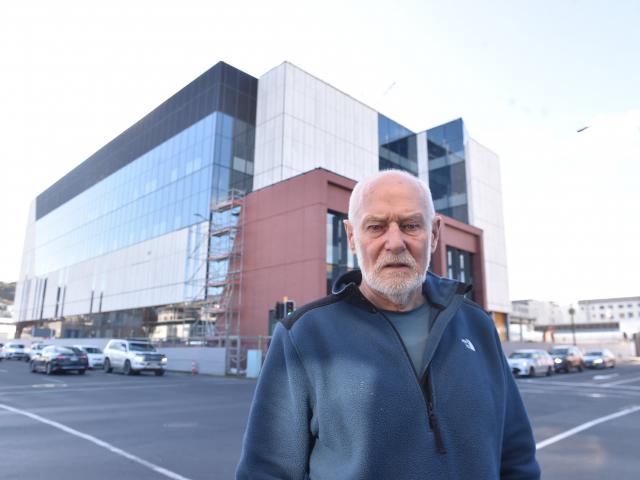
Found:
<box><xmin>376</xmin><ymin>309</ymin><xmax>446</xmax><ymax>455</ymax></box>
<box><xmin>422</xmin><ymin>370</ymin><xmax>446</xmax><ymax>454</ymax></box>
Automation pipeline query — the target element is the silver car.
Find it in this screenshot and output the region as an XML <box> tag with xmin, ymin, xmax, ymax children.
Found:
<box><xmin>103</xmin><ymin>339</ymin><xmax>167</xmax><ymax>376</ymax></box>
<box><xmin>508</xmin><ymin>349</ymin><xmax>555</xmax><ymax>377</ymax></box>
<box><xmin>583</xmin><ymin>349</ymin><xmax>616</xmax><ymax>369</ymax></box>
<box><xmin>2</xmin><ymin>341</ymin><xmax>27</xmax><ymax>360</ymax></box>
<box><xmin>74</xmin><ymin>345</ymin><xmax>105</xmax><ymax>369</ymax></box>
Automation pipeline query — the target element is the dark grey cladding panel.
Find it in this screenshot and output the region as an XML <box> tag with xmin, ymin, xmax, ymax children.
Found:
<box><xmin>36</xmin><ymin>62</ymin><xmax>257</xmax><ymax>220</ymax></box>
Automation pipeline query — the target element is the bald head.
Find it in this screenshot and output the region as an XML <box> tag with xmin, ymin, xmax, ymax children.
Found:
<box><xmin>348</xmin><ymin>169</ymin><xmax>435</xmax><ymax>230</ymax></box>
<box><xmin>343</xmin><ymin>169</ymin><xmax>440</xmax><ymax>310</ymax></box>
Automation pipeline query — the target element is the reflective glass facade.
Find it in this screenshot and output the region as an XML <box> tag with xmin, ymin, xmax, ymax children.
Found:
<box><xmin>326</xmin><ymin>211</ymin><xmax>357</xmax><ymax>294</ymax></box>
<box><xmin>378</xmin><ymin>114</ymin><xmax>418</xmax><ymax>175</ymax></box>
<box><xmin>427</xmin><ymin>118</ymin><xmax>468</xmax><ymax>223</ymax></box>
<box><xmin>34</xmin><ymin>112</ymin><xmax>255</xmax><ymax>275</ymax></box>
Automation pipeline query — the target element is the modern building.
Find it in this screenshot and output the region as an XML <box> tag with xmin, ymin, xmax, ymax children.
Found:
<box><xmin>511</xmin><ymin>296</ymin><xmax>640</xmax><ymax>345</ymax></box>
<box><xmin>13</xmin><ymin>60</ymin><xmax>510</xmax><ymax>353</ymax></box>
<box><xmin>577</xmin><ymin>296</ymin><xmax>640</xmax><ymax>338</ymax></box>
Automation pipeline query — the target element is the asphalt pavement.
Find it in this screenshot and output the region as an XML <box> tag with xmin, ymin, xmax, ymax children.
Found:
<box><xmin>1</xmin><ymin>356</ymin><xmax>639</xmax><ymax>479</ymax></box>
<box><xmin>517</xmin><ymin>361</ymin><xmax>640</xmax><ymax>480</ymax></box>
<box><xmin>0</xmin><ymin>360</ymin><xmax>255</xmax><ymax>479</ymax></box>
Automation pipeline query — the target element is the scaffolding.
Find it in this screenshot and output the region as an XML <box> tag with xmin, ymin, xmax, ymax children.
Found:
<box><xmin>199</xmin><ymin>189</ymin><xmax>245</xmax><ymax>374</ymax></box>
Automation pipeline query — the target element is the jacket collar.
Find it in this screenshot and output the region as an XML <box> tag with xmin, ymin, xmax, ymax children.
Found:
<box><xmin>332</xmin><ymin>269</ymin><xmax>471</xmax><ymax>311</ymax></box>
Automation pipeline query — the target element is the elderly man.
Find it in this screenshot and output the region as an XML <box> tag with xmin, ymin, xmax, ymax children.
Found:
<box><xmin>237</xmin><ymin>170</ymin><xmax>540</xmax><ymax>479</ymax></box>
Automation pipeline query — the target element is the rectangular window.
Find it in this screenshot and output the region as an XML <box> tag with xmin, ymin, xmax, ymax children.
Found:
<box><xmin>326</xmin><ymin>211</ymin><xmax>358</xmax><ymax>294</ymax></box>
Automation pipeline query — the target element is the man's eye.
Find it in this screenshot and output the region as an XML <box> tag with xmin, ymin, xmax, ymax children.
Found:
<box><xmin>403</xmin><ymin>223</ymin><xmax>421</xmax><ymax>232</ymax></box>
<box><xmin>367</xmin><ymin>224</ymin><xmax>383</xmax><ymax>232</ymax></box>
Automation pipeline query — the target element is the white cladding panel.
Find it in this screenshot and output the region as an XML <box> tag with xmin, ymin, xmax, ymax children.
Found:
<box><xmin>466</xmin><ymin>138</ymin><xmax>510</xmax><ymax>313</ymax></box>
<box><xmin>15</xmin><ymin>224</ymin><xmax>207</xmax><ymax>321</ymax></box>
<box><xmin>253</xmin><ymin>62</ymin><xmax>379</xmax><ymax>189</ymax></box>
<box><xmin>14</xmin><ymin>201</ymin><xmax>37</xmax><ymax>322</ymax></box>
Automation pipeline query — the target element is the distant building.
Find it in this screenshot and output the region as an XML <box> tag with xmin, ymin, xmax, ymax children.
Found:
<box><xmin>14</xmin><ymin>60</ymin><xmax>510</xmax><ymax>354</ymax></box>
<box><xmin>578</xmin><ymin>296</ymin><xmax>640</xmax><ymax>338</ymax></box>
<box><xmin>511</xmin><ymin>299</ymin><xmax>566</xmax><ymax>326</ymax></box>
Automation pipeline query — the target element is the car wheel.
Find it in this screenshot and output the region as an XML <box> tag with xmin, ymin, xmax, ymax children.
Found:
<box><xmin>577</xmin><ymin>362</ymin><xmax>584</xmax><ymax>372</ymax></box>
<box><xmin>104</xmin><ymin>358</ymin><xmax>113</xmax><ymax>373</ymax></box>
<box><xmin>46</xmin><ymin>363</ymin><xmax>53</xmax><ymax>375</ymax></box>
<box><xmin>154</xmin><ymin>370</ymin><xmax>165</xmax><ymax>376</ymax></box>
<box><xmin>123</xmin><ymin>360</ymin><xmax>133</xmax><ymax>376</ymax></box>
<box><xmin>546</xmin><ymin>366</ymin><xmax>553</xmax><ymax>376</ymax></box>
<box><xmin>30</xmin><ymin>362</ymin><xmax>37</xmax><ymax>373</ymax></box>
<box><xmin>528</xmin><ymin>367</ymin><xmax>535</xmax><ymax>377</ymax></box>
<box><xmin>78</xmin><ymin>369</ymin><xmax>86</xmax><ymax>375</ymax></box>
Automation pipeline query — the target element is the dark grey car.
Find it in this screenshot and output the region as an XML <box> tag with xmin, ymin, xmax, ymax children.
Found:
<box><xmin>30</xmin><ymin>346</ymin><xmax>89</xmax><ymax>375</ymax></box>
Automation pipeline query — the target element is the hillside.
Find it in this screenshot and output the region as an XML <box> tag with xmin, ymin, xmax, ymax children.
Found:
<box><xmin>0</xmin><ymin>282</ymin><xmax>16</xmax><ymax>304</ymax></box>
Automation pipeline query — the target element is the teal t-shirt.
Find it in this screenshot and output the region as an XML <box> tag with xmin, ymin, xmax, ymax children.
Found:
<box><xmin>382</xmin><ymin>300</ymin><xmax>432</xmax><ymax>375</ymax></box>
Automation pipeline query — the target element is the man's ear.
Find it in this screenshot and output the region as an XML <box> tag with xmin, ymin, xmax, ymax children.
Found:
<box><xmin>431</xmin><ymin>215</ymin><xmax>442</xmax><ymax>253</ymax></box>
<box><xmin>343</xmin><ymin>219</ymin><xmax>356</xmax><ymax>253</ymax></box>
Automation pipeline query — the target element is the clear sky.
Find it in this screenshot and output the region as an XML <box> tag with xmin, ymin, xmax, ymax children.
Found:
<box><xmin>1</xmin><ymin>0</ymin><xmax>638</xmax><ymax>305</ymax></box>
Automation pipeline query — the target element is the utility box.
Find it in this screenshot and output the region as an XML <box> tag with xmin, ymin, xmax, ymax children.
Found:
<box><xmin>246</xmin><ymin>349</ymin><xmax>263</xmax><ymax>378</ymax></box>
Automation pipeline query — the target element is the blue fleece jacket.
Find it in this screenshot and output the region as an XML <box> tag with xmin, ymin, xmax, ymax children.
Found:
<box><xmin>237</xmin><ymin>271</ymin><xmax>540</xmax><ymax>479</ymax></box>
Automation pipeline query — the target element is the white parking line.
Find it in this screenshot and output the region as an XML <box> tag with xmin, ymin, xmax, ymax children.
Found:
<box><xmin>0</xmin><ymin>402</ymin><xmax>193</xmax><ymax>480</ymax></box>
<box><xmin>536</xmin><ymin>404</ymin><xmax>640</xmax><ymax>450</ymax></box>
<box><xmin>601</xmin><ymin>375</ymin><xmax>640</xmax><ymax>387</ymax></box>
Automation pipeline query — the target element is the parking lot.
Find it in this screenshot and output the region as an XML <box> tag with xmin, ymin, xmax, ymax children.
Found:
<box><xmin>1</xmin><ymin>358</ymin><xmax>639</xmax><ymax>479</ymax></box>
<box><xmin>519</xmin><ymin>360</ymin><xmax>640</xmax><ymax>479</ymax></box>
<box><xmin>0</xmin><ymin>360</ymin><xmax>254</xmax><ymax>479</ymax></box>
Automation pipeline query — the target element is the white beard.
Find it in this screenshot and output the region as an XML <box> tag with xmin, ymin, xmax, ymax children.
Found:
<box><xmin>355</xmin><ymin>235</ymin><xmax>431</xmax><ymax>306</ymax></box>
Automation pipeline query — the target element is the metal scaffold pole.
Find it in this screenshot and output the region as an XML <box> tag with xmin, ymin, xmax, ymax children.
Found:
<box><xmin>199</xmin><ymin>189</ymin><xmax>245</xmax><ymax>375</ymax></box>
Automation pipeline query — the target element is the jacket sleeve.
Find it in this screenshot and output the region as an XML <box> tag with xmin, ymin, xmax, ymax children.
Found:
<box><xmin>499</xmin><ymin>341</ymin><xmax>541</xmax><ymax>480</ymax></box>
<box><xmin>236</xmin><ymin>323</ymin><xmax>314</xmax><ymax>479</ymax></box>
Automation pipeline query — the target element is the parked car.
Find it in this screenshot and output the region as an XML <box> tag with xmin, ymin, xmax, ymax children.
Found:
<box><xmin>549</xmin><ymin>345</ymin><xmax>584</xmax><ymax>373</ymax></box>
<box><xmin>24</xmin><ymin>342</ymin><xmax>51</xmax><ymax>362</ymax></box>
<box><xmin>583</xmin><ymin>349</ymin><xmax>616</xmax><ymax>369</ymax></box>
<box><xmin>103</xmin><ymin>339</ymin><xmax>167</xmax><ymax>376</ymax></box>
<box><xmin>74</xmin><ymin>345</ymin><xmax>105</xmax><ymax>369</ymax></box>
<box><xmin>30</xmin><ymin>345</ymin><xmax>88</xmax><ymax>375</ymax></box>
<box><xmin>2</xmin><ymin>341</ymin><xmax>27</xmax><ymax>360</ymax></box>
<box><xmin>508</xmin><ymin>349</ymin><xmax>555</xmax><ymax>377</ymax></box>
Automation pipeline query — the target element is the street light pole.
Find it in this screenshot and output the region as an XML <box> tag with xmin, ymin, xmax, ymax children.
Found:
<box><xmin>569</xmin><ymin>305</ymin><xmax>576</xmax><ymax>346</ymax></box>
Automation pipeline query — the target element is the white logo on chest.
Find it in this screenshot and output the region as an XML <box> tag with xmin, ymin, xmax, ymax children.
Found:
<box><xmin>461</xmin><ymin>338</ymin><xmax>476</xmax><ymax>351</ymax></box>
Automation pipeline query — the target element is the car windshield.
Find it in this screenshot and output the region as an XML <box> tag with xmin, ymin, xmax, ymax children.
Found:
<box><xmin>510</xmin><ymin>352</ymin><xmax>533</xmax><ymax>359</ymax></box>
<box><xmin>550</xmin><ymin>348</ymin><xmax>569</xmax><ymax>355</ymax></box>
<box><xmin>83</xmin><ymin>347</ymin><xmax>102</xmax><ymax>354</ymax></box>
<box><xmin>129</xmin><ymin>343</ymin><xmax>156</xmax><ymax>352</ymax></box>
<box><xmin>57</xmin><ymin>347</ymin><xmax>77</xmax><ymax>355</ymax></box>
<box><xmin>586</xmin><ymin>351</ymin><xmax>603</xmax><ymax>356</ymax></box>
<box><xmin>11</xmin><ymin>344</ymin><xmax>25</xmax><ymax>349</ymax></box>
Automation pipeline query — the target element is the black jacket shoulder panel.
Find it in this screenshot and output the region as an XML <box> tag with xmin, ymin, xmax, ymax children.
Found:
<box><xmin>281</xmin><ymin>294</ymin><xmax>342</xmax><ymax>330</ymax></box>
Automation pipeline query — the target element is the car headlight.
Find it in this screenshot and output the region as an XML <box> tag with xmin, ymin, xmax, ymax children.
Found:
<box><xmin>593</xmin><ymin>358</ymin><xmax>603</xmax><ymax>364</ymax></box>
<box><xmin>134</xmin><ymin>354</ymin><xmax>145</xmax><ymax>361</ymax></box>
<box><xmin>554</xmin><ymin>358</ymin><xmax>562</xmax><ymax>363</ymax></box>
<box><xmin>161</xmin><ymin>357</ymin><xmax>167</xmax><ymax>364</ymax></box>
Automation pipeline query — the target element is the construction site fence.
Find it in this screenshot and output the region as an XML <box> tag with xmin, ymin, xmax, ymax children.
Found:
<box><xmin>152</xmin><ymin>335</ymin><xmax>273</xmax><ymax>376</ymax></box>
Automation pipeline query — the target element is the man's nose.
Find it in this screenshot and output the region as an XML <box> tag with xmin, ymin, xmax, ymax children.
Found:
<box><xmin>384</xmin><ymin>223</ymin><xmax>406</xmax><ymax>253</ymax></box>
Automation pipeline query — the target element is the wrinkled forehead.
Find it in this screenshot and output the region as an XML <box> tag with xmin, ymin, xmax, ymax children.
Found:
<box><xmin>354</xmin><ymin>175</ymin><xmax>429</xmax><ymax>223</ymax></box>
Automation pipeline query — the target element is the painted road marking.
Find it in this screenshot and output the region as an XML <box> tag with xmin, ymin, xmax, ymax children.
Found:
<box><xmin>602</xmin><ymin>375</ymin><xmax>640</xmax><ymax>387</ymax></box>
<box><xmin>593</xmin><ymin>373</ymin><xmax>618</xmax><ymax>381</ymax></box>
<box><xmin>0</xmin><ymin>402</ymin><xmax>193</xmax><ymax>480</ymax></box>
<box><xmin>536</xmin><ymin>404</ymin><xmax>640</xmax><ymax>450</ymax></box>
